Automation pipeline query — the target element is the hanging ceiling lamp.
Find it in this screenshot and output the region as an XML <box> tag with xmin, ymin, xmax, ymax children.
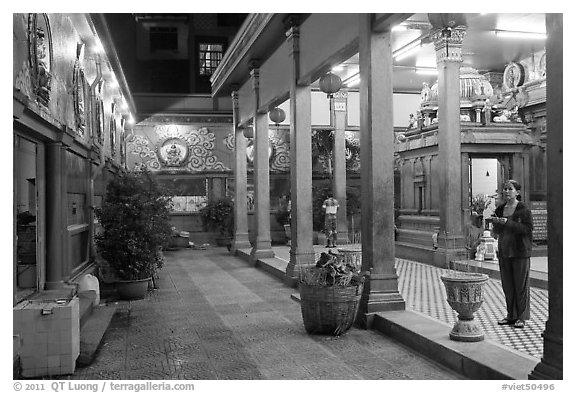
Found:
<box><xmin>269</xmin><ymin>107</ymin><xmax>286</xmax><ymax>127</ymax></box>
<box><xmin>242</xmin><ymin>124</ymin><xmax>254</xmax><ymax>138</ymax></box>
<box><xmin>319</xmin><ymin>72</ymin><xmax>343</xmax><ymax>98</ymax></box>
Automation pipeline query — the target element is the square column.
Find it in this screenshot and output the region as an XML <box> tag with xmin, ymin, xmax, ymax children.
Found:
<box><xmin>231</xmin><ymin>90</ymin><xmax>251</xmax><ymax>253</ymax></box>
<box><xmin>249</xmin><ymin>66</ymin><xmax>274</xmax><ymax>263</ymax></box>
<box><xmin>284</xmin><ymin>18</ymin><xmax>315</xmax><ymax>285</ymax></box>
<box><xmin>357</xmin><ymin>14</ymin><xmax>405</xmax><ymax>327</ymax></box>
<box><xmin>332</xmin><ymin>91</ymin><xmax>349</xmax><ymax>245</ymax></box>
<box><xmin>530</xmin><ymin>13</ymin><xmax>563</xmax><ymax>380</ymax></box>
<box><xmin>45</xmin><ymin>142</ymin><xmax>68</xmax><ymax>289</ymax></box>
<box><xmin>431</xmin><ymin>25</ymin><xmax>467</xmax><ymax>266</ymax></box>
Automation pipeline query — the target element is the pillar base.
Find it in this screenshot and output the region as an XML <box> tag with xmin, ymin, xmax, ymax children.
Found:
<box><xmin>529</xmin><ymin>329</ymin><xmax>563</xmax><ymax>380</ymax></box>
<box><xmin>250</xmin><ymin>247</ymin><xmax>275</xmax><ymax>266</ymax></box>
<box><xmin>285</xmin><ymin>249</ymin><xmax>315</xmax><ymax>282</ymax></box>
<box><xmin>357</xmin><ymin>272</ymin><xmax>406</xmax><ymax>329</ymax></box>
<box><xmin>529</xmin><ymin>360</ymin><xmax>563</xmax><ymax>380</ymax></box>
<box><xmin>231</xmin><ymin>233</ymin><xmax>251</xmax><ymax>255</ymax></box>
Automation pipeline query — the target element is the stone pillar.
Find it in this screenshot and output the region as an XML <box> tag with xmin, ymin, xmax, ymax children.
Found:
<box><xmin>333</xmin><ymin>90</ymin><xmax>349</xmax><ymax>245</ymax></box>
<box><xmin>231</xmin><ymin>90</ymin><xmax>251</xmax><ymax>253</ymax></box>
<box><xmin>530</xmin><ymin>13</ymin><xmax>562</xmax><ymax>380</ymax></box>
<box><xmin>431</xmin><ymin>24</ymin><xmax>467</xmax><ymax>266</ymax></box>
<box><xmin>45</xmin><ymin>142</ymin><xmax>67</xmax><ymax>289</ymax></box>
<box><xmin>284</xmin><ymin>16</ymin><xmax>315</xmax><ymax>285</ymax></box>
<box><xmin>249</xmin><ymin>65</ymin><xmax>275</xmax><ymax>263</ymax></box>
<box><xmin>357</xmin><ymin>14</ymin><xmax>405</xmax><ymax>328</ymax></box>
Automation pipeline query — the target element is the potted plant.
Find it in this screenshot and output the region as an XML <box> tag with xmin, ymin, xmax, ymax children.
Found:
<box><xmin>199</xmin><ymin>197</ymin><xmax>234</xmax><ymax>247</ymax></box>
<box><xmin>470</xmin><ymin>193</ymin><xmax>489</xmax><ymax>227</ymax></box>
<box><xmin>95</xmin><ymin>170</ymin><xmax>173</xmax><ymax>300</ymax></box>
<box><xmin>299</xmin><ymin>251</ymin><xmax>366</xmax><ymax>335</ymax></box>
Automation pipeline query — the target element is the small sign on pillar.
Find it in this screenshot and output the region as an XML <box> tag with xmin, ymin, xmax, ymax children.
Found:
<box><xmin>334</xmin><ymin>102</ymin><xmax>346</xmax><ymax>112</ymax></box>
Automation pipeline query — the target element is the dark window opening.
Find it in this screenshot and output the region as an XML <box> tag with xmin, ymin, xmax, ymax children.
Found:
<box><xmin>217</xmin><ymin>14</ymin><xmax>248</xmax><ymax>27</ymax></box>
<box><xmin>198</xmin><ymin>43</ymin><xmax>223</xmax><ymax>76</ymax></box>
<box><xmin>150</xmin><ymin>26</ymin><xmax>178</xmax><ymax>52</ymax></box>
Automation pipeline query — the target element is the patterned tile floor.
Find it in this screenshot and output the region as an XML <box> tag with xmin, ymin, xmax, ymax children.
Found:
<box><xmin>56</xmin><ymin>248</ymin><xmax>463</xmax><ymax>380</ymax></box>
<box><xmin>395</xmin><ymin>258</ymin><xmax>547</xmax><ymax>359</ymax></box>
<box><xmin>306</xmin><ymin>246</ymin><xmax>547</xmax><ymax>359</ymax></box>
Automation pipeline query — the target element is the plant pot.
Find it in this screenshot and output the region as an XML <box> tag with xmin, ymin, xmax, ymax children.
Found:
<box><xmin>440</xmin><ymin>272</ymin><xmax>489</xmax><ymax>342</ymax></box>
<box><xmin>283</xmin><ymin>224</ymin><xmax>291</xmax><ymax>246</ymax></box>
<box><xmin>115</xmin><ymin>278</ymin><xmax>151</xmax><ymax>300</ymax></box>
<box><xmin>299</xmin><ymin>282</ymin><xmax>363</xmax><ymax>336</ymax></box>
<box><xmin>215</xmin><ymin>236</ymin><xmax>232</xmax><ymax>247</ymax></box>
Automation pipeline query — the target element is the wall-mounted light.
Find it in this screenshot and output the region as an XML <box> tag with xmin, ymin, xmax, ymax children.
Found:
<box><xmin>391</xmin><ymin>24</ymin><xmax>408</xmax><ymax>32</ymax></box>
<box><xmin>343</xmin><ymin>74</ymin><xmax>360</xmax><ymax>87</ymax></box>
<box><xmin>107</xmin><ymin>78</ymin><xmax>118</xmax><ymax>89</ymax></box>
<box><xmin>120</xmin><ymin>97</ymin><xmax>128</xmax><ymax>110</ymax></box>
<box><xmin>92</xmin><ymin>38</ymin><xmax>104</xmax><ymax>54</ymax></box>
<box><xmin>393</xmin><ymin>39</ymin><xmax>422</xmax><ymax>61</ymax></box>
<box><xmin>494</xmin><ymin>30</ymin><xmax>546</xmax><ymax>40</ymax></box>
<box><xmin>415</xmin><ymin>67</ymin><xmax>438</xmax><ymax>76</ymax></box>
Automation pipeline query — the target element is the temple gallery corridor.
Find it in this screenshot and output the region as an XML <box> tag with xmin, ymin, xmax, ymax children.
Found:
<box><xmin>53</xmin><ymin>247</ymin><xmax>463</xmax><ymax>380</ymax></box>
<box><xmin>13</xmin><ymin>13</ymin><xmax>563</xmax><ymax>382</ymax></box>
<box><xmin>46</xmin><ymin>246</ymin><xmax>548</xmax><ymax>381</ymax></box>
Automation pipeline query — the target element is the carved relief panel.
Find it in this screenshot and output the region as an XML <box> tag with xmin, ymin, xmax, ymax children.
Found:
<box><xmin>27</xmin><ymin>13</ymin><xmax>53</xmax><ymax>107</ymax></box>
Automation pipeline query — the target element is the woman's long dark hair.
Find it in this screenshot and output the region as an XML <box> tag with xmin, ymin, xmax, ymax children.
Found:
<box><xmin>504</xmin><ymin>179</ymin><xmax>522</xmax><ymax>201</ymax></box>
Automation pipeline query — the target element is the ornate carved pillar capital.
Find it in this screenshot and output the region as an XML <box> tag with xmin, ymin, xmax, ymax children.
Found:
<box><xmin>230</xmin><ymin>90</ymin><xmax>239</xmax><ymax>107</ymax></box>
<box><xmin>283</xmin><ymin>14</ymin><xmax>301</xmax><ymax>33</ymax></box>
<box><xmin>431</xmin><ymin>26</ymin><xmax>467</xmax><ymax>64</ymax></box>
<box><xmin>285</xmin><ymin>22</ymin><xmax>300</xmax><ymax>58</ymax></box>
<box><xmin>249</xmin><ymin>63</ymin><xmax>260</xmax><ymax>102</ymax></box>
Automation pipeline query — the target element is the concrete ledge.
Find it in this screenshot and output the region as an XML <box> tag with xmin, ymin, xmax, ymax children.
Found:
<box><xmin>372</xmin><ymin>310</ymin><xmax>539</xmax><ymax>380</ymax></box>
<box><xmin>234</xmin><ymin>248</ymin><xmax>252</xmax><ymax>263</ymax></box>
<box><xmin>451</xmin><ymin>260</ymin><xmax>548</xmax><ymax>290</ymax></box>
<box><xmin>77</xmin><ymin>304</ymin><xmax>118</xmax><ymax>368</ymax></box>
<box><xmin>256</xmin><ymin>257</ymin><xmax>288</xmax><ymax>281</ymax></box>
<box><xmin>396</xmin><ymin>241</ymin><xmax>438</xmax><ymax>265</ymax></box>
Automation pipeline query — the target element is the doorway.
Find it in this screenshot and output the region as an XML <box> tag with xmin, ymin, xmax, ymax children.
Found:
<box><xmin>14</xmin><ymin>135</ymin><xmax>45</xmax><ymax>302</ymax></box>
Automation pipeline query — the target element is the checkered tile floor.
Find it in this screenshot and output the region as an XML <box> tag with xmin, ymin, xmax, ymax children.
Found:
<box><xmin>313</xmin><ymin>247</ymin><xmax>547</xmax><ymax>359</ymax></box>
<box><xmin>395</xmin><ymin>258</ymin><xmax>547</xmax><ymax>359</ymax></box>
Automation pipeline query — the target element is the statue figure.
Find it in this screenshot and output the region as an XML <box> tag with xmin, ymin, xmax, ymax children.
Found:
<box><xmin>482</xmin><ymin>99</ymin><xmax>492</xmax><ymax>125</ymax></box>
<box><xmin>421</xmin><ymin>82</ymin><xmax>431</xmax><ymax>103</ymax></box>
<box><xmin>407</xmin><ymin>113</ymin><xmax>417</xmax><ymax>129</ymax></box>
<box><xmin>166</xmin><ymin>143</ymin><xmax>182</xmax><ymax>166</ymax></box>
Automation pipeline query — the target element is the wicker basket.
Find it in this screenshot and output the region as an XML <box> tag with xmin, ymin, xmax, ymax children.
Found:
<box><xmin>299</xmin><ymin>282</ymin><xmax>364</xmax><ymax>335</ymax></box>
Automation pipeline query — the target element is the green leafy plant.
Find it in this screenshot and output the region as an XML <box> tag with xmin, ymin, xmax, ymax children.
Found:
<box><xmin>471</xmin><ymin>194</ymin><xmax>489</xmax><ymax>215</ymax></box>
<box><xmin>300</xmin><ymin>251</ymin><xmax>365</xmax><ymax>287</ymax></box>
<box><xmin>200</xmin><ymin>197</ymin><xmax>234</xmax><ymax>237</ymax></box>
<box><xmin>95</xmin><ymin>170</ymin><xmax>173</xmax><ymax>281</ymax></box>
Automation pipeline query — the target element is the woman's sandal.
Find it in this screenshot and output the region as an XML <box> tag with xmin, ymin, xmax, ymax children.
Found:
<box><xmin>514</xmin><ymin>319</ymin><xmax>525</xmax><ymax>328</ymax></box>
<box><xmin>497</xmin><ymin>318</ymin><xmax>516</xmax><ymax>325</ymax></box>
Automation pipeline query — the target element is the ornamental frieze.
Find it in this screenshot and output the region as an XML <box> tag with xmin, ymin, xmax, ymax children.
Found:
<box><xmin>127</xmin><ymin>125</ymin><xmax>230</xmax><ymax>172</ymax></box>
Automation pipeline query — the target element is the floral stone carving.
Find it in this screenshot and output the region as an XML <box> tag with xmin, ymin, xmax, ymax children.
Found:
<box><xmin>440</xmin><ymin>271</ymin><xmax>489</xmax><ymax>342</ymax></box>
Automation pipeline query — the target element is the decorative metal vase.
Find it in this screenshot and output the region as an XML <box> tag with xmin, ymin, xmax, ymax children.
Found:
<box><xmin>440</xmin><ymin>272</ymin><xmax>489</xmax><ymax>342</ymax></box>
